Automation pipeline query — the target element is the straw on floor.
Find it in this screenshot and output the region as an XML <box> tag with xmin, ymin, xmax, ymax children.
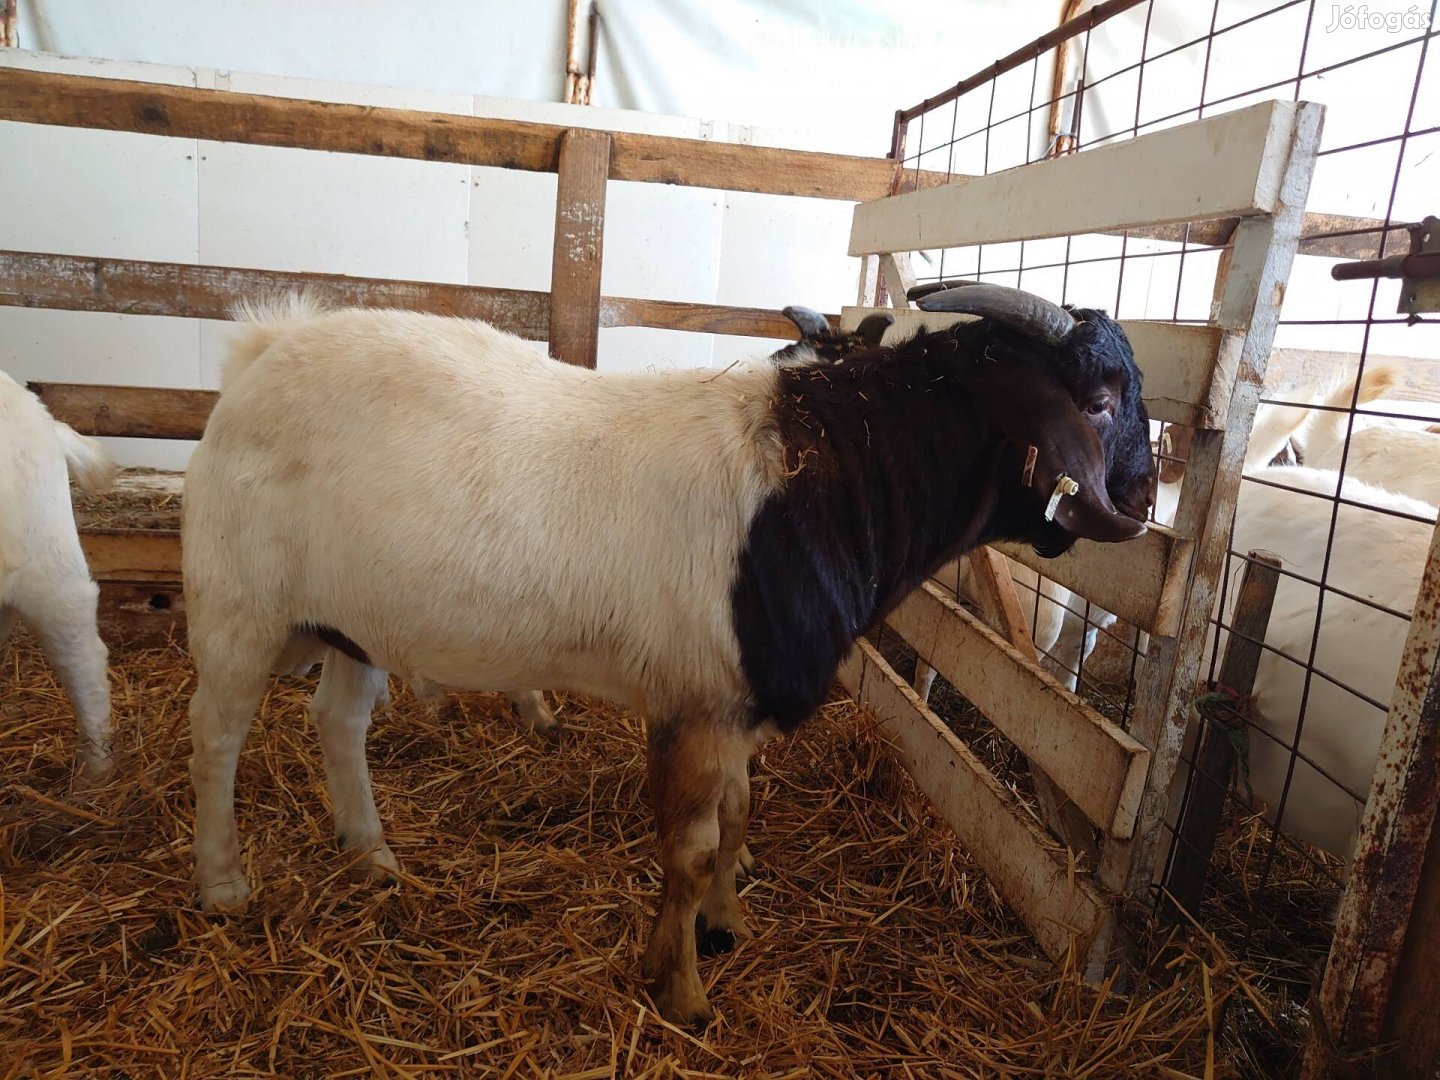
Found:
<box><xmin>2</xmin><ymin>632</ymin><xmax>1252</xmax><ymax>1078</ymax></box>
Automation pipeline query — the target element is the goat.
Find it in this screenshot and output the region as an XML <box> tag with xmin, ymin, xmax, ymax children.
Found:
<box><xmin>280</xmin><ymin>306</ymin><xmax>895</xmax><ymax>750</ymax></box>
<box><xmin>1</xmin><ymin>370</ymin><xmax>116</xmax><ymax>776</ymax></box>
<box><xmin>1181</xmin><ymin>465</ymin><xmax>1435</xmax><ymax>862</ymax></box>
<box><xmin>181</xmin><ymin>283</ymin><xmax>1153</xmax><ymax>1024</ymax></box>
<box><xmin>1292</xmin><ymin>363</ymin><xmax>1440</xmax><ymax>505</ymax></box>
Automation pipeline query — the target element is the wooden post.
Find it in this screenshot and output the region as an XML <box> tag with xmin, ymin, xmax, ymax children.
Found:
<box><xmin>549</xmin><ymin>128</ymin><xmax>611</xmax><ymax>369</ymax></box>
<box><xmin>2</xmin><ymin>0</ymin><xmax>15</xmax><ymax>48</ymax></box>
<box><xmin>1301</xmin><ymin>517</ymin><xmax>1440</xmax><ymax>1078</ymax></box>
<box><xmin>1162</xmin><ymin>549</ymin><xmax>1281</xmax><ymax>920</ymax></box>
<box><xmin>1096</xmin><ymin>102</ymin><xmax>1324</xmax><ymax>905</ymax></box>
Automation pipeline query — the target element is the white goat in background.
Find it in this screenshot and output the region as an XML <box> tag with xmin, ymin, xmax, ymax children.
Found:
<box><xmin>1</xmin><ymin>370</ymin><xmax>116</xmax><ymax>776</ymax></box>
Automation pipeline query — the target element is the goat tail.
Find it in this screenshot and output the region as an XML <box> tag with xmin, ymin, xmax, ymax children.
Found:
<box><xmin>1246</xmin><ymin>397</ymin><xmax>1312</xmax><ymax>472</ymax></box>
<box><xmin>1300</xmin><ymin>361</ymin><xmax>1402</xmax><ymax>463</ymax></box>
<box><xmin>222</xmin><ymin>291</ymin><xmax>327</xmax><ymax>391</ymax></box>
<box><xmin>53</xmin><ymin>420</ymin><xmax>118</xmax><ymax>493</ymax></box>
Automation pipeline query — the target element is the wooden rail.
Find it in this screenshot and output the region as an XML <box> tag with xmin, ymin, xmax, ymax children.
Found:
<box><xmin>0</xmin><ymin>67</ymin><xmax>937</xmax><ymax>202</ymax></box>
<box><xmin>1</xmin><ymin>250</ymin><xmax>806</xmax><ymax>342</ymax></box>
<box><xmin>837</xmin><ymin>639</ymin><xmax>1109</xmax><ymax>967</ymax></box>
<box><xmin>852</xmin><ymin>101</ymin><xmax>1302</xmax><ymax>256</ymax></box>
<box><xmin>0</xmin><ymin>68</ymin><xmax>1392</xmax><ymax>259</ymax></box>
<box><xmin>886</xmin><ymin>582</ymin><xmax>1149</xmax><ymax>839</ymax></box>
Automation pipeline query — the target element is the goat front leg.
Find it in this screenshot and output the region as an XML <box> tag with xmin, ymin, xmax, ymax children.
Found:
<box><xmin>643</xmin><ymin>719</ymin><xmax>750</xmax><ymax>1026</ymax></box>
<box><xmin>696</xmin><ymin>741</ymin><xmax>753</xmax><ymax>957</ymax></box>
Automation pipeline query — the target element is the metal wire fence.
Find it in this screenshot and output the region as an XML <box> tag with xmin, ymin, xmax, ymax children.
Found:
<box><xmin>885</xmin><ymin>0</ymin><xmax>1440</xmax><ymax>1031</ymax></box>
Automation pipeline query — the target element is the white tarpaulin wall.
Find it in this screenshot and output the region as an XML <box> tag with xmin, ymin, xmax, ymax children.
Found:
<box><xmin>5</xmin><ymin>0</ymin><xmax>1436</xmax><ymax>469</ymax></box>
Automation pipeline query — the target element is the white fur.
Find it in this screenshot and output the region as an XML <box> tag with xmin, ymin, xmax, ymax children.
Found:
<box><xmin>1197</xmin><ymin>465</ymin><xmax>1433</xmax><ymax>860</ymax></box>
<box><xmin>183</xmin><ymin>303</ymin><xmax>787</xmax><ymax>907</ymax></box>
<box><xmin>0</xmin><ymin>369</ymin><xmax>114</xmax><ymax>775</ymax></box>
<box><xmin>1293</xmin><ymin>364</ymin><xmax>1440</xmax><ymax>505</ymax></box>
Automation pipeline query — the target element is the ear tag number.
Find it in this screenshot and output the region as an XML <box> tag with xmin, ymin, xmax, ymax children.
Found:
<box><xmin>1044</xmin><ymin>474</ymin><xmax>1081</xmax><ymax>522</ymax></box>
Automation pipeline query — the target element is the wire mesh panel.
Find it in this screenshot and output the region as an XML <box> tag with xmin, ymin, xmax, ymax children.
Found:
<box><xmin>875</xmin><ymin>0</ymin><xmax>1438</xmax><ymax>1070</ymax></box>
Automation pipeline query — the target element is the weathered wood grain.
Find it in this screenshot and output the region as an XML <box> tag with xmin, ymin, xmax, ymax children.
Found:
<box><xmin>80</xmin><ymin>529</ymin><xmax>182</xmax><ymax>579</ymax></box>
<box><xmin>1</xmin><ymin>250</ymin><xmax>808</xmax><ymax>344</ymax></box>
<box><xmin>837</xmin><ymin>638</ymin><xmax>1110</xmax><ymax>966</ymax></box>
<box><xmin>1</xmin><ymin>250</ymin><xmax>553</xmax><ymax>338</ymax></box>
<box><xmin>31</xmin><ymin>383</ymin><xmax>216</xmax><ymax>440</ymax></box>
<box><xmin>549</xmin><ymin>129</ymin><xmax>611</xmax><ymax>368</ymax></box>
<box><xmin>851</xmin><ymin>102</ymin><xmax>1301</xmax><ymax>255</ymax></box>
<box><xmin>0</xmin><ymin>68</ymin><xmax>939</xmax><ymax>201</ymax></box>
<box><xmin>886</xmin><ymin>582</ymin><xmax>1150</xmax><ymax>840</ymax></box>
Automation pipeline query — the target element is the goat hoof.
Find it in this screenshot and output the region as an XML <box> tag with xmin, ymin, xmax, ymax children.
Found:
<box><xmin>736</xmin><ymin>843</ymin><xmax>757</xmax><ymax>880</ymax></box>
<box><xmin>75</xmin><ymin>754</ymin><xmax>116</xmax><ymax>788</ymax></box>
<box><xmin>696</xmin><ymin>923</ymin><xmax>737</xmax><ymax>958</ymax></box>
<box><xmin>653</xmin><ymin>982</ymin><xmax>715</xmax><ymax>1028</ymax></box>
<box><xmin>198</xmin><ymin>875</ymin><xmax>252</xmax><ymax>912</ymax></box>
<box><xmin>695</xmin><ymin>909</ymin><xmax>751</xmax><ymax>957</ymax></box>
<box><xmin>357</xmin><ymin>843</ymin><xmax>401</xmax><ymax>884</ymax></box>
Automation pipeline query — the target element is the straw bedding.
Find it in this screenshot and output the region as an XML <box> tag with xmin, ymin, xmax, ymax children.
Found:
<box><xmin>0</xmin><ymin>624</ymin><xmax>1259</xmax><ymax>1079</ymax></box>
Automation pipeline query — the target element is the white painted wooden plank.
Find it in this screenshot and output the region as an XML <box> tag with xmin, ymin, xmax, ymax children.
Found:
<box><xmin>1098</xmin><ymin>101</ymin><xmax>1326</xmax><ymax>899</ymax></box>
<box><xmin>841</xmin><ymin>306</ymin><xmax>1228</xmax><ymax>428</ymax></box>
<box><xmin>850</xmin><ymin>100</ymin><xmax>1299</xmax><ymax>255</ymax></box>
<box><xmin>995</xmin><ymin>522</ymin><xmax>1193</xmax><ymax>640</ymax></box>
<box><xmin>837</xmin><ymin>639</ymin><xmax>1110</xmax><ymax>964</ymax></box>
<box><xmin>878</xmin><ymin>252</ymin><xmax>915</xmax><ymax>307</ymax></box>
<box><xmin>885</xmin><ymin>582</ymin><xmax>1150</xmax><ymax>840</ymax></box>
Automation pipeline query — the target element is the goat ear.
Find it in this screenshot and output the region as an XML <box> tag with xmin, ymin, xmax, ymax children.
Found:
<box><xmin>969</xmin><ymin>357</ymin><xmax>1146</xmax><ymax>545</ymax></box>
<box><xmin>1157</xmin><ymin>424</ymin><xmax>1192</xmax><ymax>484</ymax></box>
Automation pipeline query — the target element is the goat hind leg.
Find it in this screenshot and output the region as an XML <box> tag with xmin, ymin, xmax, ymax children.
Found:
<box><xmin>506</xmin><ymin>690</ymin><xmax>557</xmax><ymax>734</ymax></box>
<box><xmin>311</xmin><ymin>653</ymin><xmax>397</xmax><ymax>881</ymax></box>
<box><xmin>696</xmin><ymin>741</ymin><xmax>753</xmax><ymax>956</ymax></box>
<box><xmin>189</xmin><ymin>639</ymin><xmax>274</xmax><ymax>910</ymax></box>
<box><xmin>21</xmin><ymin>580</ymin><xmax>112</xmax><ymax>778</ymax></box>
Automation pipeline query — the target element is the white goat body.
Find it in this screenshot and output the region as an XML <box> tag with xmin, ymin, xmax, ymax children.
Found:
<box><xmin>1</xmin><ymin>369</ymin><xmax>115</xmax><ymax>774</ymax></box>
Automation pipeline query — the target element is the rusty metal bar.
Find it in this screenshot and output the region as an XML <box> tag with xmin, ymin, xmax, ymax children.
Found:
<box><xmin>1162</xmin><ymin>550</ymin><xmax>1282</xmax><ymax>921</ymax></box>
<box><xmin>895</xmin><ymin>0</ymin><xmax>1147</xmax><ymax>123</ymax></box>
<box><xmin>1301</xmin><ymin>516</ymin><xmax>1440</xmax><ymax>1078</ymax></box>
<box><xmin>1330</xmin><ymin>250</ymin><xmax>1440</xmax><ymax>282</ymax></box>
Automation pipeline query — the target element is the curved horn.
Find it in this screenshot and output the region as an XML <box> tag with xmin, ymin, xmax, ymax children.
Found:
<box><xmin>905</xmin><ymin>278</ymin><xmax>978</xmax><ymax>302</ymax></box>
<box><xmin>915</xmin><ymin>283</ymin><xmax>1076</xmax><ymax>345</ymax></box>
<box><xmin>781</xmin><ymin>305</ymin><xmax>832</xmax><ymax>341</ymax></box>
<box><xmin>853</xmin><ymin>312</ymin><xmax>895</xmax><ymax>348</ymax></box>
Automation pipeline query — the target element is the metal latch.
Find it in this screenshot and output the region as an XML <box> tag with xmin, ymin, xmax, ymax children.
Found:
<box><xmin>1330</xmin><ymin>215</ymin><xmax>1440</xmax><ymax>321</ymax></box>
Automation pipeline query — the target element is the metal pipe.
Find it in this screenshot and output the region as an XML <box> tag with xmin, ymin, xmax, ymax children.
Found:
<box><xmin>1331</xmin><ymin>250</ymin><xmax>1440</xmax><ymax>281</ymax></box>
<box><xmin>896</xmin><ymin>0</ymin><xmax>1147</xmax><ymax>123</ymax></box>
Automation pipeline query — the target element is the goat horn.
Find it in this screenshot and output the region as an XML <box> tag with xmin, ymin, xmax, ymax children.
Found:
<box><xmin>915</xmin><ymin>282</ymin><xmax>1076</xmax><ymax>345</ymax></box>
<box><xmin>905</xmin><ymin>279</ymin><xmax>977</xmax><ymax>302</ymax></box>
<box><xmin>853</xmin><ymin>312</ymin><xmax>895</xmax><ymax>347</ymax></box>
<box><xmin>781</xmin><ymin>306</ymin><xmax>831</xmax><ymax>340</ymax></box>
